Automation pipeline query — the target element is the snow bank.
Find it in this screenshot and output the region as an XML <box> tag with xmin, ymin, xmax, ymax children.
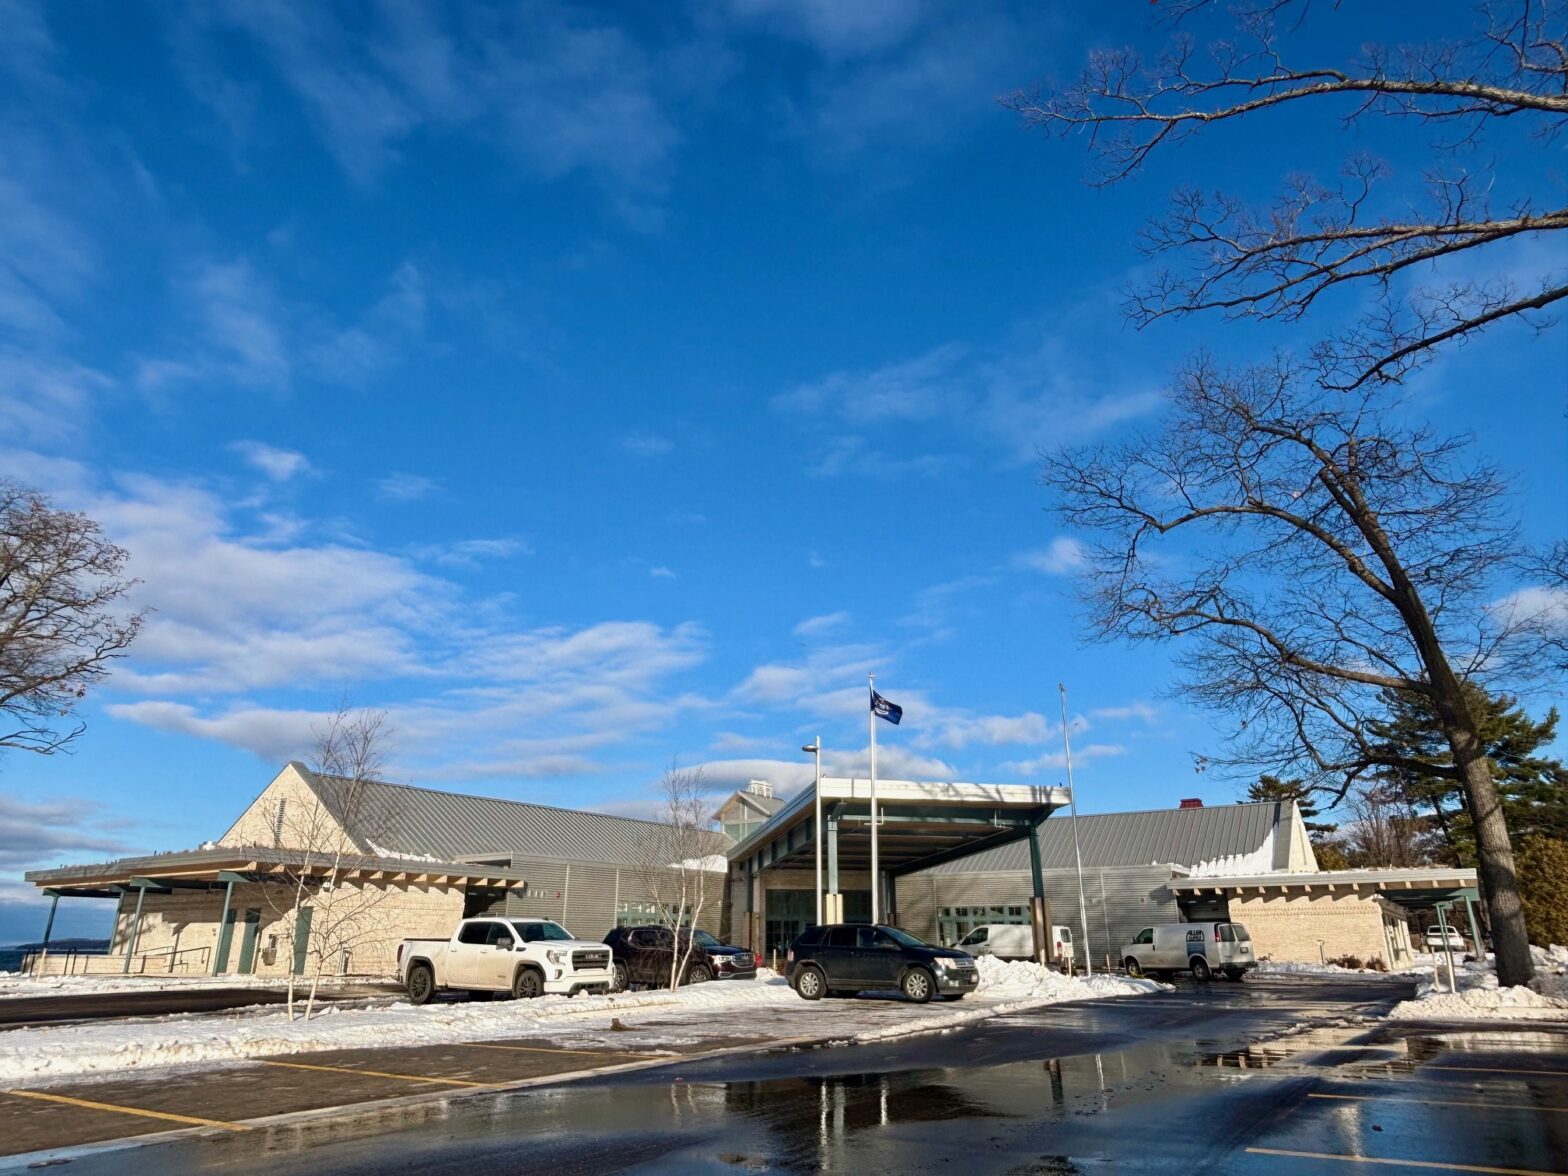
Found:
<box><xmin>0</xmin><ymin>958</ymin><xmax>1165</xmax><ymax>1084</ymax></box>
<box><xmin>1387</xmin><ymin>944</ymin><xmax>1568</xmax><ymax>1022</ymax></box>
<box><xmin>0</xmin><ymin>973</ymin><xmax>375</xmax><ymax>1000</ymax></box>
<box><xmin>1251</xmin><ymin>960</ymin><xmax>1407</xmax><ymax>979</ymax></box>
<box><xmin>972</xmin><ymin>955</ymin><xmax>1167</xmax><ymax>1000</ymax></box>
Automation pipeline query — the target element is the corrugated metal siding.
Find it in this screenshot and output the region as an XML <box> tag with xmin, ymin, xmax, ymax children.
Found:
<box><xmin>303</xmin><ymin>766</ymin><xmax>730</xmax><ymax>867</ymax></box>
<box><xmin>564</xmin><ymin>863</ymin><xmax>619</xmax><ymax>940</ymax></box>
<box><xmin>916</xmin><ymin>865</ymin><xmax>1180</xmax><ymax>964</ymax></box>
<box><xmin>919</xmin><ymin>802</ymin><xmax>1286</xmax><ymax>874</ymax></box>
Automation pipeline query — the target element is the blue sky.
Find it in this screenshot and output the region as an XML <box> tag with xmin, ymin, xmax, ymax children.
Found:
<box><xmin>2</xmin><ymin>1</ymin><xmax>1564</xmax><ymax>943</ymax></box>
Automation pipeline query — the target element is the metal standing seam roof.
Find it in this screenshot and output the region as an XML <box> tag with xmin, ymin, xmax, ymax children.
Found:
<box><xmin>917</xmin><ymin>801</ymin><xmax>1291</xmax><ymax>875</ymax></box>
<box><xmin>302</xmin><ymin>766</ymin><xmax>731</xmax><ymax>867</ymax></box>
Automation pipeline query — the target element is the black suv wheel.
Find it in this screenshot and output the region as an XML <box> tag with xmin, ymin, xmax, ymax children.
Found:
<box><xmin>795</xmin><ymin>966</ymin><xmax>825</xmax><ymax>1000</ymax></box>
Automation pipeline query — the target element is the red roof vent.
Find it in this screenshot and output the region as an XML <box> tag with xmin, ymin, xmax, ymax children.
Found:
<box><xmin>1179</xmin><ymin>798</ymin><xmax>1204</xmax><ymax>808</ymax></box>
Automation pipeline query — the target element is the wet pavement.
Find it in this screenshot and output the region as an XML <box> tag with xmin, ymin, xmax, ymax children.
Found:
<box><xmin>11</xmin><ymin>975</ymin><xmax>1568</xmax><ymax>1175</ymax></box>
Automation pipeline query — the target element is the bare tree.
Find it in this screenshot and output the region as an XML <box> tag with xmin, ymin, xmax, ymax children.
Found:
<box><xmin>0</xmin><ymin>481</ymin><xmax>144</xmax><ymax>756</ymax></box>
<box><xmin>632</xmin><ymin>764</ymin><xmax>721</xmax><ymax>991</ymax></box>
<box><xmin>1007</xmin><ymin>0</ymin><xmax>1568</xmax><ymax>390</ymax></box>
<box><xmin>1045</xmin><ymin>355</ymin><xmax>1544</xmax><ymax>984</ymax></box>
<box><xmin>266</xmin><ymin>706</ymin><xmax>403</xmax><ymax>1020</ymax></box>
<box><xmin>1337</xmin><ymin>784</ymin><xmax>1433</xmax><ymax>870</ymax></box>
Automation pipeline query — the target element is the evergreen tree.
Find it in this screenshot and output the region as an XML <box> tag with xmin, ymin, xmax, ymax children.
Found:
<box><xmin>1368</xmin><ymin>686</ymin><xmax>1568</xmax><ymax>867</ymax></box>
<box><xmin>1516</xmin><ymin>837</ymin><xmax>1568</xmax><ymax>950</ymax></box>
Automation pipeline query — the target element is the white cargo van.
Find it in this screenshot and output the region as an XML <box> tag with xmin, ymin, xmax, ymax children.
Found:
<box><xmin>957</xmin><ymin>923</ymin><xmax>1076</xmax><ymax>966</ymax></box>
<box><xmin>1120</xmin><ymin>922</ymin><xmax>1255</xmax><ymax>981</ymax></box>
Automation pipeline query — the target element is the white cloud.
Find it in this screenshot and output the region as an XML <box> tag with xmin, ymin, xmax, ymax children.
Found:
<box><xmin>723</xmin><ymin>0</ymin><xmax>923</xmax><ymax>58</ymax></box>
<box><xmin>794</xmin><ymin>611</ymin><xmax>849</xmax><ymax>638</ymax></box>
<box><xmin>410</xmin><ymin>537</ymin><xmax>531</xmax><ymax>569</ymax></box>
<box><xmin>1015</xmin><ymin>537</ymin><xmax>1086</xmax><ymax>576</ymax></box>
<box><xmin>1089</xmin><ymin>702</ymin><xmax>1160</xmax><ymax>724</ymax></box>
<box><xmin>230</xmin><ymin>440</ymin><xmax>311</xmax><ymax>482</ymax></box>
<box><xmin>376</xmin><ymin>472</ymin><xmax>440</xmax><ymax>502</ymax></box>
<box><xmin>917</xmin><ymin>710</ymin><xmax>1052</xmax><ymax>751</ymax></box>
<box><xmin>1001</xmin><ymin>744</ymin><xmax>1127</xmax><ymax>776</ymax></box>
<box><xmin>650</xmin><ymin>565</ymin><xmax>677</xmax><ymax>580</ymax></box>
<box><xmin>776</xmin><ymin>335</ymin><xmax>1164</xmax><ymax>471</ymax></box>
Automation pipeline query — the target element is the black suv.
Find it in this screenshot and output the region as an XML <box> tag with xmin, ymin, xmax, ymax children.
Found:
<box><xmin>785</xmin><ymin>923</ymin><xmax>979</xmax><ymax>1003</ymax></box>
<box><xmin>603</xmin><ymin>925</ymin><xmax>757</xmax><ymax>991</ymax></box>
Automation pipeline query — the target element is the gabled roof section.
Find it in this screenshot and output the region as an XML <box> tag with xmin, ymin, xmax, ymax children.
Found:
<box><xmin>917</xmin><ymin>800</ymin><xmax>1302</xmax><ymax>875</ymax></box>
<box><xmin>286</xmin><ymin>763</ymin><xmax>730</xmax><ymax>867</ymax></box>
<box><xmin>713</xmin><ymin>790</ymin><xmax>785</xmax><ymax>822</ymax></box>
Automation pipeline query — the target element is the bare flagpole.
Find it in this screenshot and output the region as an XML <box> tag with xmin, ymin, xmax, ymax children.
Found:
<box><xmin>868</xmin><ymin>672</ymin><xmax>880</xmax><ymax>924</ymax></box>
<box><xmin>1060</xmin><ymin>683</ymin><xmax>1092</xmax><ymax>977</ymax></box>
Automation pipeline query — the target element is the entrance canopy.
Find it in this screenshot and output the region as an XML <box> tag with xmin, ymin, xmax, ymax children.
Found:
<box><xmin>728</xmin><ymin>777</ymin><xmax>1071</xmax><ymax>878</ymax></box>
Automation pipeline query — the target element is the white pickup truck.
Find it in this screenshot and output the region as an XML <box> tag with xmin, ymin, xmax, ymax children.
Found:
<box><xmin>396</xmin><ymin>917</ymin><xmax>614</xmax><ymax>1004</ymax></box>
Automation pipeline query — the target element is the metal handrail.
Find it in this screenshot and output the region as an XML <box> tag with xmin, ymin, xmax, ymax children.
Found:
<box><xmin>25</xmin><ymin>943</ymin><xmax>212</xmax><ymax>977</ymax></box>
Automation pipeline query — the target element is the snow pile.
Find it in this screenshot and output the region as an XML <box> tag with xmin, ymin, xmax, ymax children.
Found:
<box><xmin>1387</xmin><ymin>947</ymin><xmax>1568</xmax><ymax>1022</ymax></box>
<box><xmin>0</xmin><ymin>973</ymin><xmax>374</xmax><ymax>1000</ymax></box>
<box><xmin>972</xmin><ymin>955</ymin><xmax>1167</xmax><ymax>1000</ymax></box>
<box><xmin>1251</xmin><ymin>960</ymin><xmax>1407</xmax><ymax>979</ymax></box>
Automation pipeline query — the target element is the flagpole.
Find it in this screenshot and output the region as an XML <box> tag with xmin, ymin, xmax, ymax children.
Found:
<box><xmin>869</xmin><ymin>672</ymin><xmax>879</xmax><ymax>925</ymax></box>
<box><xmin>1060</xmin><ymin>683</ymin><xmax>1092</xmax><ymax>977</ymax></box>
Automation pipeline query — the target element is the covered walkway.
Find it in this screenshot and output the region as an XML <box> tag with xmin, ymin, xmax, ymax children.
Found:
<box><xmin>726</xmin><ymin>777</ymin><xmax>1071</xmax><ymax>957</ymax></box>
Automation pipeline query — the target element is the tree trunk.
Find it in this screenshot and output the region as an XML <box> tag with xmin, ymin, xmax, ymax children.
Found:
<box><xmin>1451</xmin><ymin>731</ymin><xmax>1534</xmax><ymax>986</ymax></box>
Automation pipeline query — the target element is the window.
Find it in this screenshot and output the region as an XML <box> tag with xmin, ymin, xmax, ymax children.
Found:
<box><xmin>272</xmin><ymin>798</ymin><xmax>287</xmax><ymax>846</ymax></box>
<box><xmin>692</xmin><ymin>929</ymin><xmax>721</xmax><ymax>948</ymax></box>
<box><xmin>959</xmin><ymin>927</ymin><xmax>988</xmax><ymax>945</ymax></box>
<box><xmin>1132</xmin><ymin>928</ymin><xmax>1154</xmax><ymax>946</ymax></box>
<box><xmin>513</xmin><ymin>921</ymin><xmax>573</xmax><ymax>943</ymax></box>
<box><xmin>856</xmin><ymin>927</ymin><xmax>883</xmax><ymax>949</ymax></box>
<box><xmin>486</xmin><ymin>923</ymin><xmax>515</xmax><ymax>948</ymax></box>
<box><xmin>794</xmin><ymin>926</ymin><xmax>824</xmax><ymax>947</ymax></box>
<box><xmin>826</xmin><ymin>927</ymin><xmax>857</xmax><ymax>948</ymax></box>
<box><xmin>458</xmin><ymin>922</ymin><xmax>492</xmax><ymax>945</ymax></box>
<box><xmin>879</xmin><ymin>926</ymin><xmax>927</xmax><ymax>948</ymax></box>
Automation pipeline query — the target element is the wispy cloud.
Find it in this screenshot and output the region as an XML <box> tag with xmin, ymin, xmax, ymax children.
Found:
<box><xmin>376</xmin><ymin>472</ymin><xmax>440</xmax><ymax>502</ymax></box>
<box><xmin>230</xmin><ymin>440</ymin><xmax>311</xmax><ymax>482</ymax></box>
<box><xmin>1001</xmin><ymin>743</ymin><xmax>1127</xmax><ymax>776</ymax></box>
<box><xmin>794</xmin><ymin>611</ymin><xmax>849</xmax><ymax>638</ymax></box>
<box><xmin>1015</xmin><ymin>537</ymin><xmax>1085</xmax><ymax>576</ymax></box>
<box><xmin>621</xmin><ymin>432</ymin><xmax>674</xmax><ymax>458</ymax></box>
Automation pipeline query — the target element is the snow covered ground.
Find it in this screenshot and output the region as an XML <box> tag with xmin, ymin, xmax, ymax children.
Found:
<box><xmin>0</xmin><ymin>957</ymin><xmax>1164</xmax><ymax>1085</ymax></box>
<box><xmin>1250</xmin><ymin>960</ymin><xmax>1410</xmax><ymax>979</ymax></box>
<box><xmin>1386</xmin><ymin>944</ymin><xmax>1568</xmax><ymax>1021</ymax></box>
<box><xmin>0</xmin><ymin>972</ymin><xmax>378</xmax><ymax>999</ymax></box>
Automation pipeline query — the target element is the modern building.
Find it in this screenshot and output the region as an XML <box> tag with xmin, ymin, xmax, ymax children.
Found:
<box><xmin>24</xmin><ymin>763</ymin><xmax>728</xmax><ymax>978</ymax></box>
<box><xmin>726</xmin><ymin>786</ymin><xmax>1478</xmax><ymax>969</ymax></box>
<box><xmin>22</xmin><ymin>764</ymin><xmax>1479</xmax><ymax>979</ymax></box>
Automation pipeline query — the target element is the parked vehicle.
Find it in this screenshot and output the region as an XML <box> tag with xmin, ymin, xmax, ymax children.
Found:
<box><xmin>956</xmin><ymin>923</ymin><xmax>1075</xmax><ymax>966</ymax></box>
<box><xmin>1120</xmin><ymin>922</ymin><xmax>1255</xmax><ymax>981</ymax></box>
<box><xmin>1424</xmin><ymin>926</ymin><xmax>1468</xmax><ymax>953</ymax></box>
<box><xmin>397</xmin><ymin>917</ymin><xmax>613</xmax><ymax>1004</ymax></box>
<box><xmin>602</xmin><ymin>925</ymin><xmax>752</xmax><ymax>991</ymax></box>
<box><xmin>785</xmin><ymin>923</ymin><xmax>979</xmax><ymax>1003</ymax></box>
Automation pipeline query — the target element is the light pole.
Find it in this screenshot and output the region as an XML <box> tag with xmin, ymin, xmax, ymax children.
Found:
<box><xmin>803</xmin><ymin>736</ymin><xmax>822</xmax><ymax>926</ymax></box>
<box><xmin>1060</xmin><ymin>683</ymin><xmax>1092</xmax><ymax>977</ymax></box>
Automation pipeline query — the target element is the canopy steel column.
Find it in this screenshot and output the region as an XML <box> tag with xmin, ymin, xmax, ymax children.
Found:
<box><xmin>211</xmin><ymin>871</ymin><xmax>247</xmax><ymax>975</ymax></box>
<box><xmin>1460</xmin><ymin>887</ymin><xmax>1484</xmax><ymax>955</ymax></box>
<box><xmin>39</xmin><ymin>890</ymin><xmax>60</xmax><ymax>960</ymax></box>
<box><xmin>121</xmin><ymin>886</ymin><xmax>149</xmax><ymax>974</ymax></box>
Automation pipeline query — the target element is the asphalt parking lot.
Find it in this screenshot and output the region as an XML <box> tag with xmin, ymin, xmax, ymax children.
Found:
<box><xmin>7</xmin><ymin>975</ymin><xmax>1568</xmax><ymax>1174</ymax></box>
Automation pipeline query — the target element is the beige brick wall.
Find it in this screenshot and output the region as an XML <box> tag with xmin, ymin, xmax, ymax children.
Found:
<box><xmin>1229</xmin><ymin>891</ymin><xmax>1401</xmax><ymax>966</ymax></box>
<box><xmin>220</xmin><ymin>764</ymin><xmax>353</xmax><ymax>852</ymax></box>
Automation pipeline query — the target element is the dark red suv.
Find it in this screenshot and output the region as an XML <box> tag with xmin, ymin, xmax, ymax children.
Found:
<box><xmin>603</xmin><ymin>925</ymin><xmax>758</xmax><ymax>990</ymax></box>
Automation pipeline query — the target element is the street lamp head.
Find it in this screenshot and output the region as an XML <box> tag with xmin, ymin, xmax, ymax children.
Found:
<box><xmin>801</xmin><ymin>741</ymin><xmax>819</xmax><ymax>754</ymax></box>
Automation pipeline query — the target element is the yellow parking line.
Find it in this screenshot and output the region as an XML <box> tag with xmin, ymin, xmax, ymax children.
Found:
<box><xmin>1246</xmin><ymin>1147</ymin><xmax>1562</xmax><ymax>1175</ymax></box>
<box><xmin>257</xmin><ymin>1059</ymin><xmax>487</xmax><ymax>1087</ymax></box>
<box><xmin>466</xmin><ymin>1042</ymin><xmax>665</xmax><ymax>1060</ymax></box>
<box><xmin>1311</xmin><ymin>1092</ymin><xmax>1568</xmax><ymax>1114</ymax></box>
<box><xmin>3</xmin><ymin>1089</ymin><xmax>250</xmax><ymax>1132</ymax></box>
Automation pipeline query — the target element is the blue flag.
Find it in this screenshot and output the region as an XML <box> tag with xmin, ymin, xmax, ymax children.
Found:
<box><xmin>870</xmin><ymin>688</ymin><xmax>902</xmax><ymax>725</ymax></box>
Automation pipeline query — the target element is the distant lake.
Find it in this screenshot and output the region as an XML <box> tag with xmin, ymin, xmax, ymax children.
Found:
<box><xmin>0</xmin><ymin>940</ymin><xmax>109</xmax><ymax>974</ymax></box>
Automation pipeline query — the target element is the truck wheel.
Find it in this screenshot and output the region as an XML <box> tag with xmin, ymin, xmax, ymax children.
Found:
<box><xmin>406</xmin><ymin>963</ymin><xmax>435</xmax><ymax>1005</ymax></box>
<box><xmin>684</xmin><ymin>964</ymin><xmax>712</xmax><ymax>986</ymax></box>
<box><xmin>512</xmin><ymin>966</ymin><xmax>544</xmax><ymax>1000</ymax></box>
<box><xmin>901</xmin><ymin>967</ymin><xmax>935</xmax><ymax>1004</ymax></box>
<box><xmin>1190</xmin><ymin>957</ymin><xmax>1212</xmax><ymax>982</ymax></box>
<box><xmin>795</xmin><ymin>966</ymin><xmax>825</xmax><ymax>1000</ymax></box>
<box><xmin>1124</xmin><ymin>958</ymin><xmax>1144</xmax><ymax>978</ymax></box>
<box><xmin>610</xmin><ymin>961</ymin><xmax>630</xmax><ymax>993</ymax></box>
